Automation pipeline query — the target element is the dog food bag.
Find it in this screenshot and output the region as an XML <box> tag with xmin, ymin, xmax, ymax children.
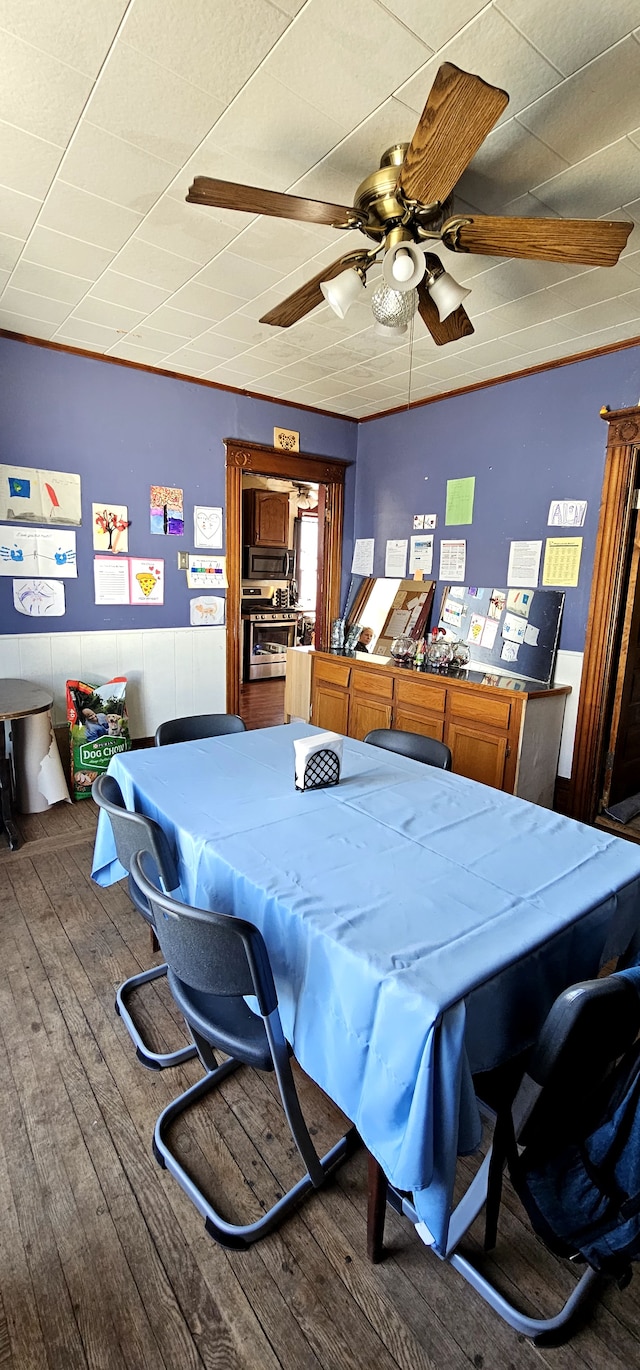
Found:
<box><xmin>66</xmin><ymin>677</ymin><xmax>131</xmax><ymax>799</ymax></box>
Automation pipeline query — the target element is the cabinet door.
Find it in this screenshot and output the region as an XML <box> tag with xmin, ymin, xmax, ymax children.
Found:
<box><xmin>313</xmin><ymin>685</ymin><xmax>349</xmax><ymax>735</ymax></box>
<box><xmin>394</xmin><ymin>707</ymin><xmax>445</xmax><ymax>743</ymax></box>
<box><xmin>446</xmin><ymin>721</ymin><xmax>509</xmax><ymax>791</ymax></box>
<box><xmin>350</xmin><ymin>697</ymin><xmax>392</xmax><ymax>741</ymax></box>
<box><xmin>253</xmin><ymin>491</ymin><xmax>289</xmax><ymax>546</ymax></box>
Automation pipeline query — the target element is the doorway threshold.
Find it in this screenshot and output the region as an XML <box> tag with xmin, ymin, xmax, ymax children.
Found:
<box><xmin>595</xmin><ymin>812</ymin><xmax>640</xmax><ymax>846</ymax></box>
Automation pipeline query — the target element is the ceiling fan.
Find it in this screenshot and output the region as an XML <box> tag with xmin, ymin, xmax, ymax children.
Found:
<box><xmin>187</xmin><ymin>63</ymin><xmax>632</xmax><ymax>347</ymax></box>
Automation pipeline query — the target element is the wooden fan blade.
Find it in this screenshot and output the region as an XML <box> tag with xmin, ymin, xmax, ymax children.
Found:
<box><xmin>443</xmin><ymin>215</ymin><xmax>633</xmax><ymax>266</ymax></box>
<box><xmin>187</xmin><ymin>177</ymin><xmax>359</xmax><ymax>228</ymax></box>
<box><xmin>417</xmin><ymin>280</ymin><xmax>474</xmax><ymax>346</ymax></box>
<box><xmin>260</xmin><ymin>256</ymin><xmax>366</xmax><ymax>328</ymax></box>
<box><xmin>399</xmin><ymin>63</ymin><xmax>508</xmax><ymax>206</ymax></box>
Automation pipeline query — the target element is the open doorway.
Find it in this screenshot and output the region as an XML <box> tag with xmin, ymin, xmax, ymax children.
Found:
<box><xmin>239</xmin><ymin>473</ymin><xmax>319</xmax><ymax>729</ymax></box>
<box><xmin>224</xmin><ymin>439</ymin><xmax>348</xmax><ymax>728</ymax></box>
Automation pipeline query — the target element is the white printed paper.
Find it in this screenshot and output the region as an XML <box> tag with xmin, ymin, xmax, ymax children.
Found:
<box><xmin>424</xmin><ymin>514</ymin><xmax>437</xmax><ymax>529</ymax></box>
<box><xmin>0</xmin><ymin>525</ymin><xmax>77</xmax><ymax>576</ymax></box>
<box><xmin>351</xmin><ymin>538</ymin><xmax>374</xmax><ymax>575</ymax></box>
<box><xmin>0</xmin><ymin>464</ymin><xmax>82</xmax><ymax>525</ymax></box>
<box><xmin>507</xmin><ymin>540</ymin><xmax>542</xmax><ymax>588</ymax></box>
<box><xmin>548</xmin><ymin>499</ymin><xmax>587</xmax><ymax>528</ymax></box>
<box><xmin>130</xmin><ymin>557</ymin><xmax>164</xmax><ymax>605</ymax></box>
<box><xmin>442</xmin><ymin>599</ymin><xmax>463</xmax><ymax>630</ymax></box>
<box><xmin>439</xmin><ymin>539</ymin><xmax>466</xmax><ymax>582</ymax></box>
<box><xmin>186</xmin><ymin>554</ymin><xmax>228</xmax><ymax>590</ymax></box>
<box><xmin>190</xmin><ymin>595</ymin><xmax>225</xmax><ymax>625</ymax></box>
<box><xmin>94</xmin><ymin>556</ymin><xmax>130</xmax><ymax>605</ymax></box>
<box><xmin>501</xmin><ymin>641</ymin><xmax>520</xmax><ymax>663</ymax></box>
<box><xmin>409</xmin><ymin>534</ymin><xmax>433</xmax><ymax>575</ymax></box>
<box><xmin>524</xmin><ymin>623</ymin><xmax>540</xmax><ymax>646</ymax></box>
<box><xmin>480</xmin><ymin>618</ymin><xmax>498</xmax><ymax>650</ymax></box>
<box><xmin>502</xmin><ymin>611</ymin><xmax>527</xmax><ymax>644</ymax></box>
<box><xmin>194</xmin><ymin>505</ymin><xmax>223</xmax><ymax>549</ymax></box>
<box><xmin>413</xmin><ymin>514</ymin><xmax>424</xmax><ymax>529</ymax></box>
<box><xmin>449</xmin><ymin>586</ymin><xmax>465</xmax><ymax>600</ymax></box>
<box><xmin>386</xmin><ymin>609</ymin><xmax>411</xmax><ymax>637</ymax></box>
<box><xmin>385</xmin><ymin>539</ymin><xmax>408</xmax><ymax>577</ymax></box>
<box><xmin>13</xmin><ymin>578</ymin><xmax>65</xmax><ymax>616</ymax></box>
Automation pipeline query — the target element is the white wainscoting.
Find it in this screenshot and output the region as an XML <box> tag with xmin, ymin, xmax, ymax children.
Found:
<box><xmin>554</xmin><ymin>648</ymin><xmax>583</xmax><ymax>779</ymax></box>
<box><xmin>0</xmin><ymin>627</ymin><xmax>226</xmax><ymax>739</ymax></box>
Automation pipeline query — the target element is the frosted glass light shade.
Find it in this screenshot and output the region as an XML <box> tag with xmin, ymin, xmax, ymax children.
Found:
<box><xmin>320</xmin><ymin>268</ymin><xmax>366</xmax><ymax>319</ymax></box>
<box><xmin>382</xmin><ymin>240</ymin><xmax>426</xmax><ymax>293</ymax></box>
<box><xmin>371</xmin><ymin>284</ymin><xmax>418</xmax><ymax>328</ymax></box>
<box><xmin>374</xmin><ymin>320</ymin><xmax>407</xmax><ymax>338</ymax></box>
<box><xmin>428</xmin><ymin>271</ymin><xmax>471</xmax><ymax>321</ymax></box>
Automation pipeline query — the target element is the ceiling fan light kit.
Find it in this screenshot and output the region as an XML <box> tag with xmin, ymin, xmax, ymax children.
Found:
<box><xmin>188</xmin><ymin>60</ymin><xmax>633</xmax><ymax>349</ymax></box>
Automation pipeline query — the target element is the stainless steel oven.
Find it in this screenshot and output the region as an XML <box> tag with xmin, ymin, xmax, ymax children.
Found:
<box><xmin>243</xmin><ymin>612</ymin><xmax>298</xmax><ymax>681</ymax></box>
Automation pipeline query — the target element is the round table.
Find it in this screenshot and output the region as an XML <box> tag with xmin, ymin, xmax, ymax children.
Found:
<box><xmin>0</xmin><ymin>679</ymin><xmax>69</xmax><ymax>849</ymax></box>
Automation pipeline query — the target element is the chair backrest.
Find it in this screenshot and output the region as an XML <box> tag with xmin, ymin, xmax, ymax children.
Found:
<box><xmin>154</xmin><ymin>713</ymin><xmax>246</xmax><ymax>747</ymax></box>
<box><xmin>364</xmin><ymin>727</ymin><xmax>452</xmax><ymax>771</ymax></box>
<box><xmin>130</xmin><ymin>850</ymin><xmax>277</xmax><ymax>1015</ymax></box>
<box><xmin>519</xmin><ymin>975</ymin><xmax>640</xmax><ymax>1150</ymax></box>
<box><xmin>92</xmin><ymin>773</ymin><xmax>179</xmax><ymax>892</ymax></box>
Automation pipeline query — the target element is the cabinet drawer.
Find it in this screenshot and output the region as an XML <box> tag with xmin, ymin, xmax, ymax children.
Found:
<box><xmin>448</xmin><ymin>690</ymin><xmax>511</xmax><ymax>730</ymax></box>
<box><xmin>314</xmin><ymin>658</ymin><xmax>351</xmax><ymax>688</ymax></box>
<box><xmin>395</xmin><ymin>676</ymin><xmax>446</xmax><ymax>714</ymax></box>
<box><xmin>351</xmin><ymin>668</ymin><xmax>393</xmax><ymax>701</ymax></box>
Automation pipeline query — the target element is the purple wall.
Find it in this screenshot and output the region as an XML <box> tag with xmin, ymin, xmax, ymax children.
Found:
<box><xmin>355</xmin><ymin>345</ymin><xmax>640</xmax><ymax>653</ymax></box>
<box><xmin>0</xmin><ymin>337</ymin><xmax>357</xmax><ymax>634</ymax></box>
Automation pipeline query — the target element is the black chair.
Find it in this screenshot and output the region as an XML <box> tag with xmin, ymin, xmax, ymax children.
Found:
<box><xmin>154</xmin><ymin>713</ymin><xmax>246</xmax><ymax>747</ymax></box>
<box><xmin>370</xmin><ymin>974</ymin><xmax>640</xmax><ymax>1345</ymax></box>
<box><xmin>364</xmin><ymin>727</ymin><xmax>452</xmax><ymax>771</ymax></box>
<box><xmin>92</xmin><ymin>774</ymin><xmax>197</xmax><ymax>1071</ymax></box>
<box><xmin>130</xmin><ymin>849</ymin><xmax>358</xmax><ymax>1250</ymax></box>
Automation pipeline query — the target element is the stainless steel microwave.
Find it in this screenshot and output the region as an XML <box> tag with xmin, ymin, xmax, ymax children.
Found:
<box><xmin>243</xmin><ymin>545</ymin><xmax>296</xmax><ymax>580</ymax></box>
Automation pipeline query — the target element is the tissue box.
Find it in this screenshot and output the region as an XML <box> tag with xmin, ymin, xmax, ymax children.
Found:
<box><xmin>294</xmin><ymin>732</ymin><xmax>344</xmax><ymax>791</ymax></box>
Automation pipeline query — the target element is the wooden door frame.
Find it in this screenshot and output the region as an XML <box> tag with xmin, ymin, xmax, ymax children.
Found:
<box><xmin>570</xmin><ymin>405</ymin><xmax>640</xmax><ymax>821</ymax></box>
<box><xmin>224</xmin><ymin>438</ymin><xmax>348</xmax><ymax>716</ymax></box>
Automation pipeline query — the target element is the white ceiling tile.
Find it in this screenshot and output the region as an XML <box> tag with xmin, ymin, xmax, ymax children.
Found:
<box><xmin>168</xmin><ymin>280</ymin><xmax>246</xmax><ymax>322</ymax></box>
<box><xmin>0</xmin><ymin>0</ymin><xmax>128</xmax><ymax>77</ymax></box>
<box><xmin>500</xmin><ymin>317</ymin><xmax>584</xmax><ymax>350</ymax></box>
<box><xmin>532</xmin><ymin>138</ymin><xmax>640</xmax><ymax>219</ymax></box>
<box><xmin>72</xmin><ymin>296</ymin><xmax>145</xmax><ymax>331</ymax></box>
<box><xmin>290</xmin><ymin>97</ymin><xmax>420</xmax><ymax>207</ymax></box>
<box><xmin>397</xmin><ymin>8</ymin><xmax>561</xmax><ymax>122</ymax></box>
<box><xmin>53</xmin><ymin>330</ymin><xmax>109</xmax><ymax>352</ymax></box>
<box><xmin>201</xmin><ymin>71</ymin><xmax>348</xmax><ymax>188</ymax></box>
<box><xmin>10</xmin><ymin>261</ymin><xmax>91</xmax><ymax>306</ymax></box>
<box><xmin>623</xmin><ymin>251</ymin><xmax>640</xmax><ymax>277</ymax></box>
<box><xmin>123</xmin><ymin>0</ymin><xmax>288</xmax><ymax>104</ymax></box>
<box><xmin>162</xmin><ymin>345</ymin><xmax>231</xmax><ymax>372</ymax></box>
<box><xmin>0</xmin><ymin>309</ymin><xmax>57</xmax><ymax>338</ymax></box>
<box><xmin>0</xmin><ymin>184</ymin><xmax>41</xmax><ymax>238</ymax></box>
<box><xmin>86</xmin><ymin>40</ymin><xmax>225</xmax><ymax>166</ymax></box>
<box><xmin>0</xmin><ymin>232</ymin><xmax>23</xmax><ymax>271</ymax></box>
<box><xmin>460</xmin><ymin>335</ymin><xmax>530</xmax><ymax>364</ymax></box>
<box><xmin>0</xmin><ymin>268</ymin><xmax>9</xmax><ymax>292</ymax></box>
<box><xmin>0</xmin><ymin>121</ymin><xmax>63</xmax><ymax>199</ymax></box>
<box><xmin>517</xmin><ymin>39</ymin><xmax>640</xmax><ymax>164</ymax></box>
<box><xmin>142</xmin><ymin>305</ymin><xmax>211</xmax><ymax>341</ymax></box>
<box><xmin>123</xmin><ymin>325</ymin><xmax>192</xmax><ymax>353</ymax></box>
<box><xmin>545</xmin><ymin>261</ymin><xmax>640</xmax><ymax>309</ymax></box>
<box><xmin>457</xmin><ymin>118</ymin><xmax>568</xmax><ymax>215</ymax></box>
<box><xmin>494</xmin><ymin>0</ymin><xmax>640</xmax><ymax>77</ymax></box>
<box><xmin>486</xmin><ymin>288</ymin><xmax>571</xmax><ymax>329</ymax></box>
<box><xmin>180</xmin><ymin>333</ymin><xmax>248</xmax><ymax>361</ymax></box>
<box><xmin>107</xmin><ymin>339</ymin><xmax>167</xmax><ymax>362</ymax></box>
<box><xmin>60</xmin><ymin>122</ymin><xmax>178</xmax><ymax>215</ymax></box>
<box><xmin>376</xmin><ymin>0</ymin><xmax>489</xmax><ymax>50</ymax></box>
<box><xmin>202</xmin><ymin>366</ymin><xmax>254</xmax><ymax>389</ymax></box>
<box><xmin>210</xmin><ymin>353</ymin><xmax>275</xmax><ymax>380</ymax></box>
<box><xmin>624</xmin><ymin>195</ymin><xmax>640</xmax><ymax>221</ymax></box>
<box><xmin>110</xmin><ymin>238</ymin><xmax>199</xmax><ymax>291</ymax></box>
<box><xmin>556</xmin><ymin>294</ymin><xmax>640</xmax><ymax>335</ymax></box>
<box><xmin>135</xmin><ymin>197</ymin><xmax>236</xmax><ymax>265</ymax></box>
<box><xmin>0</xmin><ymin>29</ymin><xmax>92</xmax><ymax>144</ymax></box>
<box><xmin>89</xmin><ymin>271</ymin><xmax>170</xmax><ymax>313</ymax></box>
<box><xmin>195</xmin><ymin>252</ymin><xmax>284</xmax><ymax>299</ymax></box>
<box><xmin>54</xmin><ymin>315</ymin><xmax>128</xmax><ymax>347</ymax></box>
<box><xmin>162</xmin><ymin>359</ymin><xmax>209</xmax><ymax>378</ymax></box>
<box><xmin>0</xmin><ymin>286</ymin><xmax>70</xmax><ymax>324</ymax></box>
<box><xmin>39</xmin><ymin>181</ymin><xmax>143</xmax><ymax>252</ymax></box>
<box><xmin>230</xmin><ymin>219</ymin><xmax>337</xmax><ymax>275</ymax></box>
<box><xmin>265</xmin><ymin>0</ymin><xmax>432</xmax><ymax>129</ymax></box>
<box><xmin>24</xmin><ymin>226</ymin><xmax>115</xmax><ymax>278</ymax></box>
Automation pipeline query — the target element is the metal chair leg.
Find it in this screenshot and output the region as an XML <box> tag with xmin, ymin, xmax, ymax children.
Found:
<box><xmin>115</xmin><ymin>963</ymin><xmax>198</xmax><ymax>1070</ymax></box>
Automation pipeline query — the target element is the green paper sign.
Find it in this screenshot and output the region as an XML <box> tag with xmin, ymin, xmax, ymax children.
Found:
<box><xmin>446</xmin><ymin>476</ymin><xmax>475</xmax><ymax>526</ymax></box>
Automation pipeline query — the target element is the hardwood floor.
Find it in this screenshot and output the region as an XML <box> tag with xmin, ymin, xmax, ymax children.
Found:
<box><xmin>240</xmin><ymin>679</ymin><xmax>285</xmax><ymax>730</ymax></box>
<box><xmin>0</xmin><ymin>802</ymin><xmax>639</xmax><ymax>1368</ymax></box>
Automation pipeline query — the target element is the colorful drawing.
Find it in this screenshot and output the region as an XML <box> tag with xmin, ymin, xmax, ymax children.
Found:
<box><xmin>129</xmin><ymin>557</ymin><xmax>164</xmax><ymax>605</ymax></box>
<box><xmin>150</xmin><ymin>485</ymin><xmax>184</xmax><ymax>536</ymax></box>
<box><xmin>13</xmin><ymin>578</ymin><xmax>65</xmax><ymax>616</ymax></box>
<box><xmin>190</xmin><ymin>596</ymin><xmax>225</xmax><ymax>625</ymax></box>
<box><xmin>136</xmin><ymin>571</ymin><xmax>156</xmax><ymax>597</ymax></box>
<box><xmin>0</xmin><ymin>465</ymin><xmax>81</xmax><ymax>525</ymax></box>
<box><xmin>0</xmin><ymin>526</ymin><xmax>77</xmax><ymax>576</ymax></box>
<box><xmin>194</xmin><ymin>505</ymin><xmax>223</xmax><ymax>549</ymax></box>
<box><xmin>488</xmin><ymin>589</ymin><xmax>506</xmax><ymax>619</ymax></box>
<box><xmin>93</xmin><ymin>504</ymin><xmax>130</xmax><ymax>553</ymax></box>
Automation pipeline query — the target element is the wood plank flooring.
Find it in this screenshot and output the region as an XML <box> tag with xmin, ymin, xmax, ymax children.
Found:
<box><xmin>240</xmin><ymin>679</ymin><xmax>285</xmax><ymax>730</ymax></box>
<box><xmin>0</xmin><ymin>802</ymin><xmax>639</xmax><ymax>1368</ymax></box>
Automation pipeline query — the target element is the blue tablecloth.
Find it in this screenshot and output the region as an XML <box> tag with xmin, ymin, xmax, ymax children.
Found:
<box><xmin>92</xmin><ymin>723</ymin><xmax>640</xmax><ymax>1251</ymax></box>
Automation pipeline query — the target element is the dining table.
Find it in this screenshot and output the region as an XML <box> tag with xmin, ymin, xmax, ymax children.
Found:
<box><xmin>91</xmin><ymin>721</ymin><xmax>640</xmax><ymax>1256</ymax></box>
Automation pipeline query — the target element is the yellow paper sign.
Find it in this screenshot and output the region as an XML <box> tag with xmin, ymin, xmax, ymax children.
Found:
<box><xmin>542</xmin><ymin>537</ymin><xmax>583</xmax><ymax>587</ymax></box>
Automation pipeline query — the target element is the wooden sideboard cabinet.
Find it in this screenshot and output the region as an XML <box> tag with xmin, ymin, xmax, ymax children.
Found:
<box><xmin>295</xmin><ymin>649</ymin><xmax>570</xmax><ymax>807</ymax></box>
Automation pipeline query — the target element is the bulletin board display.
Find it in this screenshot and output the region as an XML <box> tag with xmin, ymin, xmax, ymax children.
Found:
<box><xmin>436</xmin><ymin>585</ymin><xmax>565</xmax><ymax>687</ymax></box>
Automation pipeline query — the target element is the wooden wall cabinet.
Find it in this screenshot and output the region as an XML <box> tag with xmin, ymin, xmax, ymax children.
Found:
<box><xmin>242</xmin><ymin>489</ymin><xmax>290</xmax><ymax>546</ymax></box>
<box><xmin>296</xmin><ymin>649</ymin><xmax>570</xmax><ymax>806</ymax></box>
